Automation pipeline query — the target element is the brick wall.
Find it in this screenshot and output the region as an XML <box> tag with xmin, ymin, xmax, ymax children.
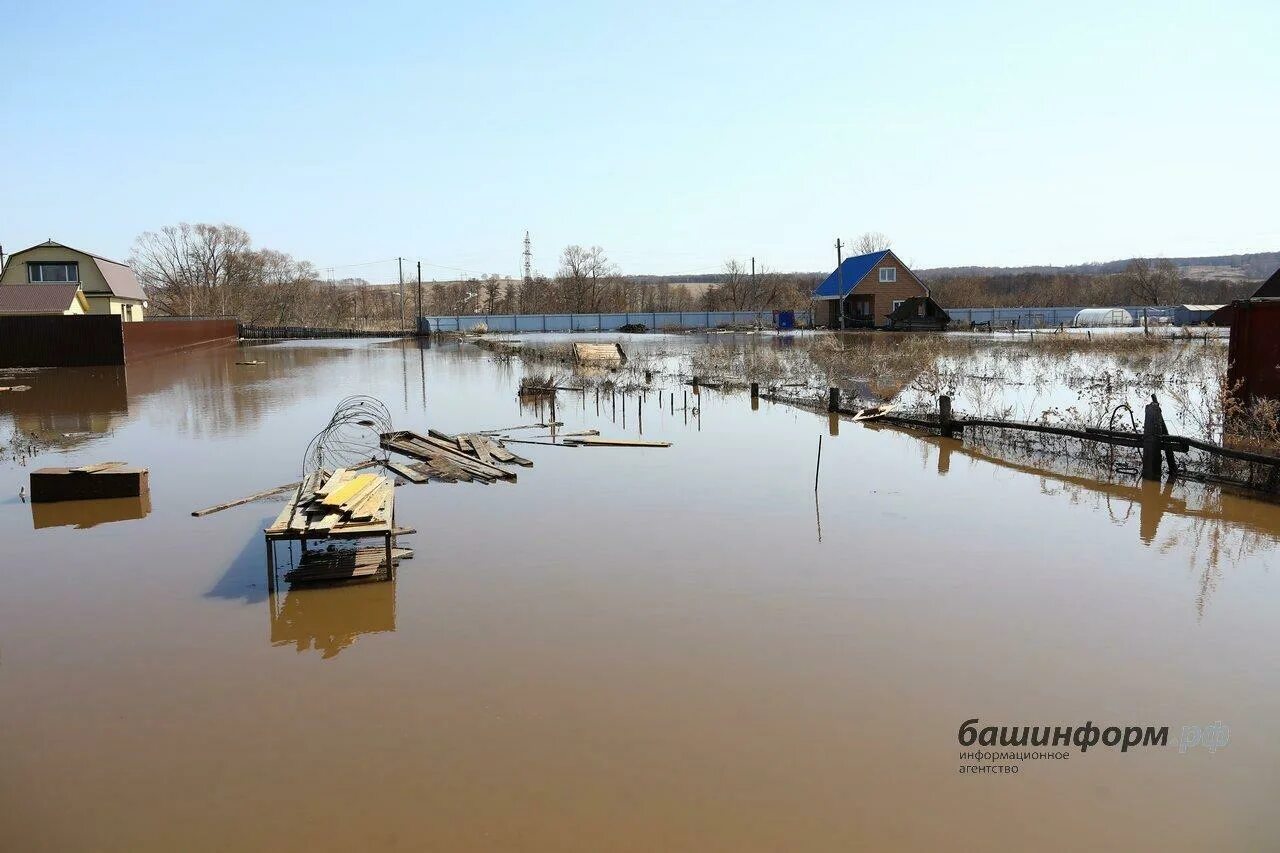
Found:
<box><xmin>857</xmin><ymin>257</ymin><xmax>928</xmax><ymax>326</ymax></box>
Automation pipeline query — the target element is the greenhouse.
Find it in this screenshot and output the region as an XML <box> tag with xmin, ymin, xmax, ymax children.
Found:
<box><xmin>1072</xmin><ymin>308</ymin><xmax>1134</xmax><ymax>328</ymax></box>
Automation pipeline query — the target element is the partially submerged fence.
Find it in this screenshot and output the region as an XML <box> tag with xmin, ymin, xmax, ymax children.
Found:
<box><xmin>418</xmin><ymin>310</ymin><xmax>811</xmax><ymax>334</ymax></box>
<box><xmin>240</xmin><ymin>326</ymin><xmax>414</xmax><ymax>340</ymax></box>
<box><xmin>123</xmin><ymin>318</ymin><xmax>238</xmax><ymax>360</ymax></box>
<box><xmin>0</xmin><ymin>316</ymin><xmax>238</xmax><ymax>367</ymax></box>
<box><xmin>816</xmin><ymin>388</ymin><xmax>1280</xmax><ymax>490</ymax></box>
<box><xmin>0</xmin><ymin>315</ymin><xmax>124</xmax><ymax>368</ymax></box>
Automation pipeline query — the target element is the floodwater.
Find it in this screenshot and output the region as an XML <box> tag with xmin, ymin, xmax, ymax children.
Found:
<box><xmin>1</xmin><ymin>334</ymin><xmax>1278</xmax><ymax>851</ymax></box>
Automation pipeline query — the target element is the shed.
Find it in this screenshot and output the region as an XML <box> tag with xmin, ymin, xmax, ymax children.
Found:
<box><xmin>1072</xmin><ymin>308</ymin><xmax>1134</xmax><ymax>328</ymax></box>
<box><xmin>885</xmin><ymin>296</ymin><xmax>950</xmax><ymax>331</ymax></box>
<box><xmin>1172</xmin><ymin>304</ymin><xmax>1226</xmax><ymax>326</ymax></box>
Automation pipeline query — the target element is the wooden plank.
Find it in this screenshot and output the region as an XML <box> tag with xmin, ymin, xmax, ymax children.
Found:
<box><xmin>386</xmin><ymin>433</ymin><xmax>510</xmax><ymax>480</ymax></box>
<box><xmin>309</xmin><ymin>512</ymin><xmax>344</xmax><ymax>532</ymax></box>
<box><xmin>384</xmin><ymin>460</ymin><xmax>428</xmax><ymax>484</ymax></box>
<box><xmin>560</xmin><ymin>436</ymin><xmax>672</xmax><ymax>447</ymax></box>
<box><xmin>191</xmin><ymin>461</ymin><xmax>377</xmax><ymax>518</ymax></box>
<box><xmin>70</xmin><ymin>461</ymin><xmax>127</xmax><ymax>474</ymax></box>
<box><xmin>315</xmin><ymin>468</ymin><xmax>355</xmax><ymax>498</ymax></box>
<box><xmin>335</xmin><ymin>475</ymin><xmax>385</xmax><ymax>513</ymax></box>
<box><xmin>468</xmin><ymin>434</ymin><xmax>494</xmax><ymax>465</ymax></box>
<box><xmin>266</xmin><ymin>500</ymin><xmax>296</xmax><ymax>534</ymax></box>
<box><xmin>409</xmin><ymin>434</ymin><xmax>513</xmax><ymax>479</ymax></box>
<box><xmin>346</xmin><ymin>482</ymin><xmax>393</xmax><ymax>522</ymax></box>
<box><xmin>285</xmin><ymin>547</ymin><xmax>414</xmax><ymax>583</ymax></box>
<box><xmin>320</xmin><ymin>473</ymin><xmax>380</xmax><ymax>509</ymax></box>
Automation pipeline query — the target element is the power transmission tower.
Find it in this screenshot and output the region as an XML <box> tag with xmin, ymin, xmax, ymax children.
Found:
<box><xmin>522</xmin><ymin>231</ymin><xmax>533</xmax><ymax>285</ymax></box>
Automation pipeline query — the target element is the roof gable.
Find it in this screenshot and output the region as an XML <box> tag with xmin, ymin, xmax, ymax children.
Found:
<box><xmin>812</xmin><ymin>249</ymin><xmax>927</xmax><ymax>299</ymax></box>
<box><xmin>813</xmin><ymin>250</ymin><xmax>889</xmax><ymax>298</ymax></box>
<box><xmin>1253</xmin><ymin>266</ymin><xmax>1280</xmax><ymax>299</ymax></box>
<box><xmin>6</xmin><ymin>240</ymin><xmax>146</xmax><ymax>301</ymax></box>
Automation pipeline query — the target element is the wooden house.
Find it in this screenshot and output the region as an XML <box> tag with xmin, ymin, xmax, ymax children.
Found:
<box><xmin>0</xmin><ymin>240</ymin><xmax>147</xmax><ymax>321</ymax></box>
<box><xmin>812</xmin><ymin>249</ymin><xmax>930</xmax><ymax>329</ymax></box>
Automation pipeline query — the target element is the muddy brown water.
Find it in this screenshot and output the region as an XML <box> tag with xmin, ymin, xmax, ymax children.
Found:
<box><xmin>1</xmin><ymin>336</ymin><xmax>1277</xmax><ymax>851</ymax></box>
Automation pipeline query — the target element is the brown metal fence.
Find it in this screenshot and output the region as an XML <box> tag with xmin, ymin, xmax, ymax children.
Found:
<box><xmin>0</xmin><ymin>316</ymin><xmax>239</xmax><ymax>367</ymax></box>
<box><xmin>1227</xmin><ymin>299</ymin><xmax>1280</xmax><ymax>404</ymax></box>
<box><xmin>0</xmin><ymin>315</ymin><xmax>125</xmax><ymax>367</ymax></box>
<box><xmin>122</xmin><ymin>318</ymin><xmax>238</xmax><ymax>361</ymax></box>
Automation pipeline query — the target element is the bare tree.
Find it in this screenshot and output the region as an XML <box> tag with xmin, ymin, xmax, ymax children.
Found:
<box><xmin>715</xmin><ymin>259</ymin><xmax>751</xmax><ymax>309</ymax></box>
<box><xmin>853</xmin><ymin>231</ymin><xmax>892</xmax><ymax>255</ymax></box>
<box><xmin>1121</xmin><ymin>258</ymin><xmax>1180</xmax><ymax>305</ymax></box>
<box><xmin>556</xmin><ymin>245</ymin><xmax>616</xmax><ymax>312</ymax></box>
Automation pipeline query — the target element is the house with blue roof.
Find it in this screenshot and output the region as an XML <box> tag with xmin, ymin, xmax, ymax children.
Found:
<box><xmin>812</xmin><ymin>249</ymin><xmax>932</xmax><ymax>329</ymax></box>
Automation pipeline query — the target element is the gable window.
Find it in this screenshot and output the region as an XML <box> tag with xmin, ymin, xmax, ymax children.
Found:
<box><xmin>892</xmin><ymin>299</ymin><xmax>906</xmax><ymax>312</ymax></box>
<box><xmin>878</xmin><ymin>267</ymin><xmax>896</xmax><ymax>283</ymax></box>
<box><xmin>28</xmin><ymin>262</ymin><xmax>79</xmax><ymax>283</ymax></box>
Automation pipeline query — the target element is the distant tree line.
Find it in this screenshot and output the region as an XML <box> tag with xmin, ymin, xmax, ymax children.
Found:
<box><xmin>413</xmin><ymin>246</ymin><xmax>819</xmax><ymax>316</ymax></box>
<box><xmin>926</xmin><ymin>258</ymin><xmax>1257</xmax><ymax>308</ymax></box>
<box><xmin>132</xmin><ymin>223</ymin><xmax>411</xmax><ymax>328</ymax></box>
<box><xmin>133</xmin><ymin>223</ymin><xmax>1261</xmax><ymax>327</ymax></box>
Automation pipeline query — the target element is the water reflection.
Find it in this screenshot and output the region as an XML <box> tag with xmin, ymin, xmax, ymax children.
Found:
<box><xmin>0</xmin><ymin>366</ymin><xmax>128</xmax><ymax>449</ymax></box>
<box><xmin>896</xmin><ymin>428</ymin><xmax>1280</xmax><ymax>616</ymax></box>
<box><xmin>268</xmin><ymin>582</ymin><xmax>396</xmax><ymax>659</ymax></box>
<box><xmin>31</xmin><ymin>494</ymin><xmax>151</xmax><ymax>529</ymax></box>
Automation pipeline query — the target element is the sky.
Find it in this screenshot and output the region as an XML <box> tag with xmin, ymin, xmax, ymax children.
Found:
<box><xmin>2</xmin><ymin>0</ymin><xmax>1277</xmax><ymax>281</ymax></box>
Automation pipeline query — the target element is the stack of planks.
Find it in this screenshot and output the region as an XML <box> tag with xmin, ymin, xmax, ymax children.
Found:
<box><xmin>284</xmin><ymin>545</ymin><xmax>414</xmax><ymax>585</ymax></box>
<box><xmin>380</xmin><ymin>429</ymin><xmax>531</xmax><ymax>484</ymax></box>
<box><xmin>265</xmin><ymin>468</ymin><xmax>395</xmax><ymax>536</ymax></box>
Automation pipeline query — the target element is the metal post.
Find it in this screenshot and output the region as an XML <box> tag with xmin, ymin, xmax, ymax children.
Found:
<box><xmin>265</xmin><ymin>538</ymin><xmax>275</xmax><ymax>593</ymax></box>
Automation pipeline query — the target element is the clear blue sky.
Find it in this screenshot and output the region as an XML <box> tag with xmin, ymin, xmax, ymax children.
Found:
<box><xmin>3</xmin><ymin>0</ymin><xmax>1277</xmax><ymax>280</ymax></box>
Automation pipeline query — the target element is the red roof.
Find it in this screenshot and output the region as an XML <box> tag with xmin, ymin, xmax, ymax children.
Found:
<box><xmin>0</xmin><ymin>284</ymin><xmax>85</xmax><ymax>314</ymax></box>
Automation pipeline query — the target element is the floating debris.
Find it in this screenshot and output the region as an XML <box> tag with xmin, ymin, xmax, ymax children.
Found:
<box><xmin>573</xmin><ymin>342</ymin><xmax>625</xmax><ymax>365</ymax></box>
<box><xmin>380</xmin><ymin>429</ymin><xmax>531</xmax><ymax>483</ymax></box>
<box><xmin>30</xmin><ymin>463</ymin><xmax>149</xmax><ymax>502</ymax></box>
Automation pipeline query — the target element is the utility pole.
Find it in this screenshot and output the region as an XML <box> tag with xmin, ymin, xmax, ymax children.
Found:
<box><xmin>397</xmin><ymin>257</ymin><xmax>404</xmax><ymax>331</ymax></box>
<box><xmin>835</xmin><ymin>239</ymin><xmax>845</xmax><ymax>331</ymax></box>
<box><xmin>416</xmin><ymin>261</ymin><xmax>422</xmax><ymax>333</ymax></box>
<box><xmin>751</xmin><ymin>256</ymin><xmax>755</xmax><ymax>293</ymax></box>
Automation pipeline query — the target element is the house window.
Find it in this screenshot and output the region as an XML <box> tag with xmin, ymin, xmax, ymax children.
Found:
<box><xmin>28</xmin><ymin>262</ymin><xmax>79</xmax><ymax>282</ymax></box>
<box><xmin>892</xmin><ymin>299</ymin><xmax>906</xmax><ymax>312</ymax></box>
<box><xmin>878</xmin><ymin>267</ymin><xmax>896</xmax><ymax>283</ymax></box>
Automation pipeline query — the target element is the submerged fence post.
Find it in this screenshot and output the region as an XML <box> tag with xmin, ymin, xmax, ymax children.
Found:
<box><xmin>828</xmin><ymin>387</ymin><xmax>840</xmax><ymax>413</ymax></box>
<box><xmin>939</xmin><ymin>395</ymin><xmax>954</xmax><ymax>438</ymax></box>
<box><xmin>750</xmin><ymin>382</ymin><xmax>759</xmax><ymax>400</ymax></box>
<box><xmin>1142</xmin><ymin>398</ymin><xmax>1162</xmax><ymax>481</ymax></box>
